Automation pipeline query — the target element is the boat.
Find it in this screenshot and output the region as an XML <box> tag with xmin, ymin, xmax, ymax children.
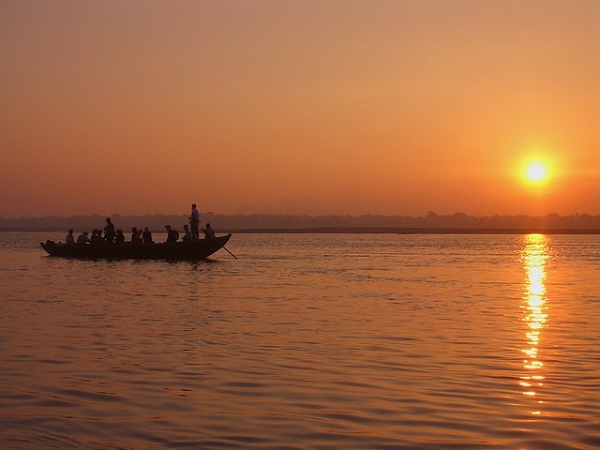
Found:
<box><xmin>40</xmin><ymin>234</ymin><xmax>232</xmax><ymax>260</ymax></box>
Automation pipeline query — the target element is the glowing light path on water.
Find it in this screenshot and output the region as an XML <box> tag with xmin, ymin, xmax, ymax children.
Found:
<box><xmin>520</xmin><ymin>234</ymin><xmax>549</xmax><ymax>415</ymax></box>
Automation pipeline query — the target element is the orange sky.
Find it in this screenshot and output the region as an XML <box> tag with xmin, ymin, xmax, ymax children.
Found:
<box><xmin>1</xmin><ymin>1</ymin><xmax>599</xmax><ymax>218</ymax></box>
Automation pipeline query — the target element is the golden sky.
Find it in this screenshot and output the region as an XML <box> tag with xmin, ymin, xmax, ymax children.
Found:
<box><xmin>1</xmin><ymin>1</ymin><xmax>599</xmax><ymax>218</ymax></box>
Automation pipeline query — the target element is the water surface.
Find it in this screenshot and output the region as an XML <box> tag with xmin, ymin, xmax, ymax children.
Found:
<box><xmin>1</xmin><ymin>232</ymin><xmax>599</xmax><ymax>449</ymax></box>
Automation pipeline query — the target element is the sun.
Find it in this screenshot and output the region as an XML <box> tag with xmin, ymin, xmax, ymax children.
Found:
<box><xmin>525</xmin><ymin>162</ymin><xmax>547</xmax><ymax>182</ymax></box>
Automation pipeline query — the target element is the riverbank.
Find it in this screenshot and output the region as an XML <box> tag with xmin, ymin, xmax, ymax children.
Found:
<box><xmin>2</xmin><ymin>227</ymin><xmax>600</xmax><ymax>234</ymax></box>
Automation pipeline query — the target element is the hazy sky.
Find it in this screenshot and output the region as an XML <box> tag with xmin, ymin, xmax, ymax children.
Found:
<box><xmin>1</xmin><ymin>0</ymin><xmax>599</xmax><ymax>218</ymax></box>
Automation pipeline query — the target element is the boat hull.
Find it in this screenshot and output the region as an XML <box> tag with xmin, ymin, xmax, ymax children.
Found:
<box><xmin>40</xmin><ymin>234</ymin><xmax>232</xmax><ymax>260</ymax></box>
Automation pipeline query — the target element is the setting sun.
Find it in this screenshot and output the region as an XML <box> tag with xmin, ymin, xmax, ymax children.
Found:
<box><xmin>526</xmin><ymin>163</ymin><xmax>548</xmax><ymax>182</ymax></box>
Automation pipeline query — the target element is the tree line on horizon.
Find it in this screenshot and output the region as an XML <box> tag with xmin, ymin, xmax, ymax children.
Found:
<box><xmin>1</xmin><ymin>211</ymin><xmax>600</xmax><ymax>232</ymax></box>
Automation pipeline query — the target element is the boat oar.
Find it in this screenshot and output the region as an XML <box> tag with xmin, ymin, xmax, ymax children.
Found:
<box><xmin>223</xmin><ymin>246</ymin><xmax>238</xmax><ymax>259</ymax></box>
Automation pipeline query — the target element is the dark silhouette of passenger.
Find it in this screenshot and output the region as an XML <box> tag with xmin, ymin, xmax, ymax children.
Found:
<box><xmin>104</xmin><ymin>217</ymin><xmax>116</xmax><ymax>244</ymax></box>
<box><xmin>131</xmin><ymin>227</ymin><xmax>143</xmax><ymax>244</ymax></box>
<box><xmin>142</xmin><ymin>227</ymin><xmax>153</xmax><ymax>244</ymax></box>
<box><xmin>115</xmin><ymin>229</ymin><xmax>125</xmax><ymax>244</ymax></box>
<box><xmin>91</xmin><ymin>229</ymin><xmax>104</xmax><ymax>244</ymax></box>
<box><xmin>76</xmin><ymin>231</ymin><xmax>90</xmax><ymax>244</ymax></box>
<box><xmin>182</xmin><ymin>224</ymin><xmax>192</xmax><ymax>241</ymax></box>
<box><xmin>202</xmin><ymin>223</ymin><xmax>216</xmax><ymax>239</ymax></box>
<box><xmin>165</xmin><ymin>225</ymin><xmax>179</xmax><ymax>243</ymax></box>
<box><xmin>65</xmin><ymin>229</ymin><xmax>75</xmax><ymax>245</ymax></box>
<box><xmin>190</xmin><ymin>204</ymin><xmax>200</xmax><ymax>240</ymax></box>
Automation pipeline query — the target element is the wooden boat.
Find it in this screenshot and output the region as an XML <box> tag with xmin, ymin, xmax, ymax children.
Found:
<box><xmin>40</xmin><ymin>234</ymin><xmax>232</xmax><ymax>260</ymax></box>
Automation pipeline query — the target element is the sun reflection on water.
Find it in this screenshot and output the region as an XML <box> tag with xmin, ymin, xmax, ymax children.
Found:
<box><xmin>520</xmin><ymin>234</ymin><xmax>550</xmax><ymax>415</ymax></box>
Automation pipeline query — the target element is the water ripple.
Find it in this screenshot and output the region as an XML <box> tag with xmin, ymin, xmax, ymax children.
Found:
<box><xmin>1</xmin><ymin>233</ymin><xmax>599</xmax><ymax>448</ymax></box>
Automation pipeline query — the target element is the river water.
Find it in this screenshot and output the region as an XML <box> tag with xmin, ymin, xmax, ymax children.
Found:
<box><xmin>1</xmin><ymin>231</ymin><xmax>599</xmax><ymax>449</ymax></box>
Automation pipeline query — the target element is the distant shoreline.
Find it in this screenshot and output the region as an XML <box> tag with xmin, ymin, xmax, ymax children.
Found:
<box><xmin>228</xmin><ymin>227</ymin><xmax>600</xmax><ymax>234</ymax></box>
<box><xmin>2</xmin><ymin>212</ymin><xmax>600</xmax><ymax>234</ymax></box>
<box><xmin>2</xmin><ymin>227</ymin><xmax>599</xmax><ymax>235</ymax></box>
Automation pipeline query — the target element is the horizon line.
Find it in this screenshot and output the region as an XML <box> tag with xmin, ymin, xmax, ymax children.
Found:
<box><xmin>2</xmin><ymin>211</ymin><xmax>600</xmax><ymax>220</ymax></box>
<box><xmin>2</xmin><ymin>227</ymin><xmax>600</xmax><ymax>235</ymax></box>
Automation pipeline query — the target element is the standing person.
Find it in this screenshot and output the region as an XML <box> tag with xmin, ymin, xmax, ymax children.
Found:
<box><xmin>189</xmin><ymin>204</ymin><xmax>200</xmax><ymax>240</ymax></box>
<box><xmin>104</xmin><ymin>217</ymin><xmax>116</xmax><ymax>244</ymax></box>
<box><xmin>65</xmin><ymin>229</ymin><xmax>75</xmax><ymax>245</ymax></box>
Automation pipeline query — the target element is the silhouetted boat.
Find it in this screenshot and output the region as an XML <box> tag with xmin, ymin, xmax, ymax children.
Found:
<box><xmin>40</xmin><ymin>234</ymin><xmax>232</xmax><ymax>260</ymax></box>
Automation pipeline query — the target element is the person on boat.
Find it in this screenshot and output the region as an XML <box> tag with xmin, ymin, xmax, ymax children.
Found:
<box><xmin>76</xmin><ymin>231</ymin><xmax>91</xmax><ymax>244</ymax></box>
<box><xmin>202</xmin><ymin>223</ymin><xmax>216</xmax><ymax>239</ymax></box>
<box><xmin>104</xmin><ymin>217</ymin><xmax>116</xmax><ymax>244</ymax></box>
<box><xmin>90</xmin><ymin>229</ymin><xmax>104</xmax><ymax>244</ymax></box>
<box><xmin>115</xmin><ymin>229</ymin><xmax>125</xmax><ymax>244</ymax></box>
<box><xmin>189</xmin><ymin>204</ymin><xmax>200</xmax><ymax>240</ymax></box>
<box><xmin>131</xmin><ymin>227</ymin><xmax>143</xmax><ymax>244</ymax></box>
<box><xmin>65</xmin><ymin>229</ymin><xmax>75</xmax><ymax>245</ymax></box>
<box><xmin>182</xmin><ymin>224</ymin><xmax>192</xmax><ymax>241</ymax></box>
<box><xmin>142</xmin><ymin>227</ymin><xmax>153</xmax><ymax>244</ymax></box>
<box><xmin>165</xmin><ymin>225</ymin><xmax>179</xmax><ymax>243</ymax></box>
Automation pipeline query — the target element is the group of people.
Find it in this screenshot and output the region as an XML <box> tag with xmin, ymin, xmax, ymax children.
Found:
<box><xmin>165</xmin><ymin>221</ymin><xmax>215</xmax><ymax>243</ymax></box>
<box><xmin>65</xmin><ymin>204</ymin><xmax>217</xmax><ymax>245</ymax></box>
<box><xmin>66</xmin><ymin>218</ymin><xmax>155</xmax><ymax>245</ymax></box>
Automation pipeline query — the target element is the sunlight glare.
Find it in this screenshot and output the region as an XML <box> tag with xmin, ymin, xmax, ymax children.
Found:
<box><xmin>526</xmin><ymin>162</ymin><xmax>547</xmax><ymax>182</ymax></box>
<box><xmin>519</xmin><ymin>234</ymin><xmax>550</xmax><ymax>413</ymax></box>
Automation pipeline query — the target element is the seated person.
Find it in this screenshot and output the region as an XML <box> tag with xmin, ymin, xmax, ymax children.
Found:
<box><xmin>165</xmin><ymin>225</ymin><xmax>179</xmax><ymax>243</ymax></box>
<box><xmin>142</xmin><ymin>227</ymin><xmax>153</xmax><ymax>244</ymax></box>
<box><xmin>115</xmin><ymin>229</ymin><xmax>125</xmax><ymax>244</ymax></box>
<box><xmin>202</xmin><ymin>223</ymin><xmax>216</xmax><ymax>239</ymax></box>
<box><xmin>65</xmin><ymin>229</ymin><xmax>75</xmax><ymax>245</ymax></box>
<box><xmin>182</xmin><ymin>224</ymin><xmax>192</xmax><ymax>241</ymax></box>
<box><xmin>76</xmin><ymin>231</ymin><xmax>91</xmax><ymax>244</ymax></box>
<box><xmin>90</xmin><ymin>229</ymin><xmax>104</xmax><ymax>244</ymax></box>
<box><xmin>131</xmin><ymin>227</ymin><xmax>143</xmax><ymax>244</ymax></box>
